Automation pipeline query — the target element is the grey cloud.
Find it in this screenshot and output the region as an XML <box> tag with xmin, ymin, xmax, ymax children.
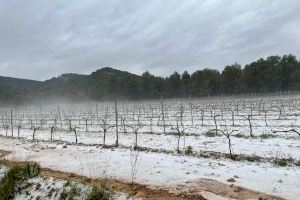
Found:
<box><xmin>0</xmin><ymin>0</ymin><xmax>299</xmax><ymax>80</ymax></box>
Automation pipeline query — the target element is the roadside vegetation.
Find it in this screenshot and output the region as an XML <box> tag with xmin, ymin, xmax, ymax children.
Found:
<box><xmin>0</xmin><ymin>161</ymin><xmax>115</xmax><ymax>200</ymax></box>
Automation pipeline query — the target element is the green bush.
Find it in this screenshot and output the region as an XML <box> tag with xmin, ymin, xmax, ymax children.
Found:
<box><xmin>86</xmin><ymin>183</ymin><xmax>114</xmax><ymax>200</ymax></box>
<box><xmin>260</xmin><ymin>133</ymin><xmax>274</xmax><ymax>139</ymax></box>
<box><xmin>273</xmin><ymin>157</ymin><xmax>294</xmax><ymax>167</ymax></box>
<box><xmin>185</xmin><ymin>146</ymin><xmax>193</xmax><ymax>155</ymax></box>
<box><xmin>0</xmin><ymin>162</ymin><xmax>41</xmax><ymax>200</ymax></box>
<box><xmin>204</xmin><ymin>131</ymin><xmax>217</xmax><ymax>137</ymax></box>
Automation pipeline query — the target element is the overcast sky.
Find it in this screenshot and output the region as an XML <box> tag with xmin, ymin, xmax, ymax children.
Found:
<box><xmin>0</xmin><ymin>0</ymin><xmax>300</xmax><ymax>80</ymax></box>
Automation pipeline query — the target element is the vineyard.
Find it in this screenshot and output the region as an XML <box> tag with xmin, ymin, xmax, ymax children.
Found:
<box><xmin>0</xmin><ymin>94</ymin><xmax>299</xmax><ymax>199</ymax></box>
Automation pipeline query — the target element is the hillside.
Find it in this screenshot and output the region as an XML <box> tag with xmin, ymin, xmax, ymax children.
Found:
<box><xmin>0</xmin><ymin>54</ymin><xmax>300</xmax><ymax>104</ymax></box>
<box><xmin>0</xmin><ymin>76</ymin><xmax>41</xmax><ymax>104</ymax></box>
<box><xmin>0</xmin><ymin>67</ymin><xmax>142</xmax><ymax>104</ymax></box>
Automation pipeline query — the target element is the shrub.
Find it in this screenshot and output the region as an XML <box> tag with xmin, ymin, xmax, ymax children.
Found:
<box><xmin>273</xmin><ymin>158</ymin><xmax>288</xmax><ymax>167</ymax></box>
<box><xmin>47</xmin><ymin>188</ymin><xmax>56</xmax><ymax>197</ymax></box>
<box><xmin>60</xmin><ymin>188</ymin><xmax>69</xmax><ymax>200</ymax></box>
<box><xmin>273</xmin><ymin>157</ymin><xmax>294</xmax><ymax>167</ymax></box>
<box><xmin>185</xmin><ymin>146</ymin><xmax>193</xmax><ymax>155</ymax></box>
<box><xmin>86</xmin><ymin>183</ymin><xmax>114</xmax><ymax>200</ymax></box>
<box><xmin>244</xmin><ymin>154</ymin><xmax>262</xmax><ymax>163</ymax></box>
<box><xmin>0</xmin><ymin>162</ymin><xmax>41</xmax><ymax>200</ymax></box>
<box><xmin>233</xmin><ymin>133</ymin><xmax>247</xmax><ymax>138</ymax></box>
<box><xmin>60</xmin><ymin>182</ymin><xmax>82</xmax><ymax>200</ymax></box>
<box><xmin>260</xmin><ymin>133</ymin><xmax>275</xmax><ymax>139</ymax></box>
<box><xmin>204</xmin><ymin>131</ymin><xmax>217</xmax><ymax>137</ymax></box>
<box><xmin>68</xmin><ymin>186</ymin><xmax>81</xmax><ymax>200</ymax></box>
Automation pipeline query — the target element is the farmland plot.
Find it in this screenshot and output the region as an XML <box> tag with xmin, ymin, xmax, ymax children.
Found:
<box><xmin>0</xmin><ymin>94</ymin><xmax>299</xmax><ymax>199</ymax></box>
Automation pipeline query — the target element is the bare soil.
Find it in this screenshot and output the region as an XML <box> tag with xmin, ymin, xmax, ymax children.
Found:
<box><xmin>0</xmin><ymin>149</ymin><xmax>287</xmax><ymax>200</ymax></box>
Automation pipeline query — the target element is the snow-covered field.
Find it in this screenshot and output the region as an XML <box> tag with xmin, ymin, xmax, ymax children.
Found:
<box><xmin>0</xmin><ymin>137</ymin><xmax>299</xmax><ymax>200</ymax></box>
<box><xmin>1</xmin><ymin>128</ymin><xmax>298</xmax><ymax>160</ymax></box>
<box><xmin>0</xmin><ymin>94</ymin><xmax>299</xmax><ymax>199</ymax></box>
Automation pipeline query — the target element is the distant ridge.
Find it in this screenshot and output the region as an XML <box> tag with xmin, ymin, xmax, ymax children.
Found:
<box><xmin>0</xmin><ymin>54</ymin><xmax>300</xmax><ymax>104</ymax></box>
<box><xmin>0</xmin><ymin>67</ymin><xmax>140</xmax><ymax>104</ymax></box>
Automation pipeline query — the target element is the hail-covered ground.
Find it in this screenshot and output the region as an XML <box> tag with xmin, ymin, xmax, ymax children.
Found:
<box><xmin>0</xmin><ymin>94</ymin><xmax>299</xmax><ymax>199</ymax></box>
<box><xmin>0</xmin><ymin>164</ymin><xmax>130</xmax><ymax>200</ymax></box>
<box><xmin>0</xmin><ymin>164</ymin><xmax>7</xmax><ymax>180</ymax></box>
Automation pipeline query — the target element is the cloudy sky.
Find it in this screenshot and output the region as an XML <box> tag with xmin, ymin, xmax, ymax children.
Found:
<box><xmin>0</xmin><ymin>0</ymin><xmax>300</xmax><ymax>80</ymax></box>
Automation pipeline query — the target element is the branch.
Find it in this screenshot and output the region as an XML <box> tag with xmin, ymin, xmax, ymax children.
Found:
<box><xmin>272</xmin><ymin>129</ymin><xmax>300</xmax><ymax>136</ymax></box>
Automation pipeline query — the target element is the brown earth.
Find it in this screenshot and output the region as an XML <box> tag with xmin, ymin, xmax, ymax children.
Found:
<box><xmin>0</xmin><ymin>148</ymin><xmax>286</xmax><ymax>200</ymax></box>
<box><xmin>171</xmin><ymin>178</ymin><xmax>285</xmax><ymax>200</ymax></box>
<box><xmin>0</xmin><ymin>150</ymin><xmax>11</xmax><ymax>158</ymax></box>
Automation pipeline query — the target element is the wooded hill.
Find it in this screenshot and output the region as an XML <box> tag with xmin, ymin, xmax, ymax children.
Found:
<box><xmin>1</xmin><ymin>54</ymin><xmax>300</xmax><ymax>104</ymax></box>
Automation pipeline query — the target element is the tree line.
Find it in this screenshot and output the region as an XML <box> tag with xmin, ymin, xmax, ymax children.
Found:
<box><xmin>115</xmin><ymin>54</ymin><xmax>300</xmax><ymax>99</ymax></box>
<box><xmin>0</xmin><ymin>54</ymin><xmax>300</xmax><ymax>103</ymax></box>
